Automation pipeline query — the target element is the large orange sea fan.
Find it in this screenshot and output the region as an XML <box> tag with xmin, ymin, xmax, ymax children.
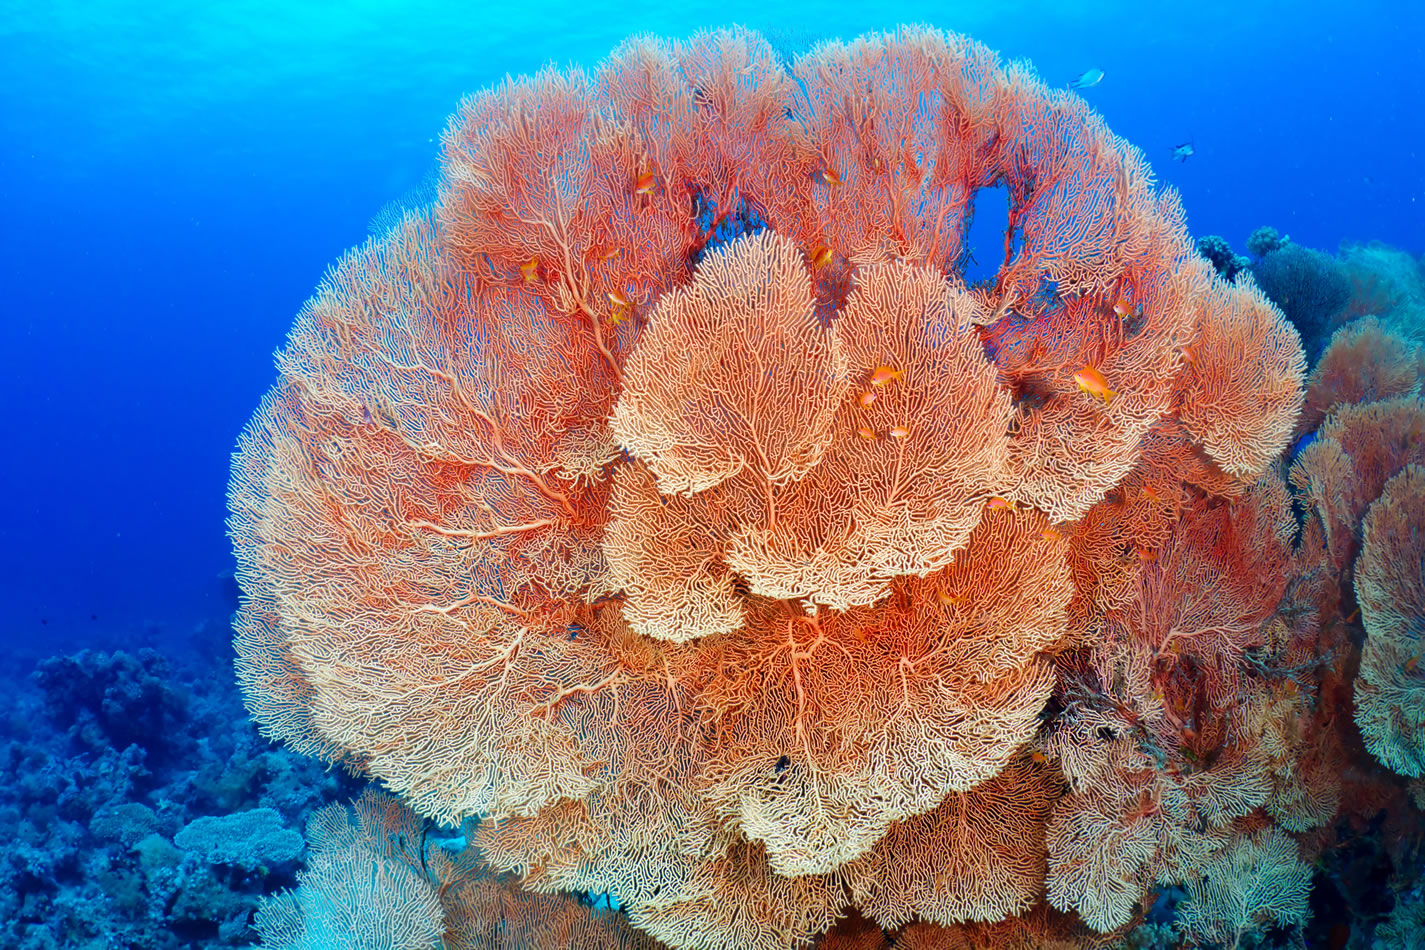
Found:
<box><xmin>230</xmin><ymin>25</ymin><xmax>1306</xmax><ymax>949</ymax></box>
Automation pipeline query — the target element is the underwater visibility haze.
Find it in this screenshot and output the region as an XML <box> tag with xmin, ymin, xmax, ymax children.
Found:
<box><xmin>1</xmin><ymin>0</ymin><xmax>1423</xmax><ymax>947</ymax></box>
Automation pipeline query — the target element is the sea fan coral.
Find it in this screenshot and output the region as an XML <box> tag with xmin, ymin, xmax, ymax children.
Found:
<box><xmin>1354</xmin><ymin>464</ymin><xmax>1425</xmax><ymax>776</ymax></box>
<box><xmin>256</xmin><ymin>790</ymin><xmax>658</xmax><ymax>950</ymax></box>
<box><xmin>1297</xmin><ymin>316</ymin><xmax>1423</xmax><ymax>437</ymax></box>
<box><xmin>231</xmin><ymin>25</ymin><xmax>1307</xmax><ymax>948</ymax></box>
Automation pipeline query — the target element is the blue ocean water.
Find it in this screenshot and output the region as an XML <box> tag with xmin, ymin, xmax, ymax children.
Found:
<box><xmin>0</xmin><ymin>0</ymin><xmax>1421</xmax><ymax>946</ymax></box>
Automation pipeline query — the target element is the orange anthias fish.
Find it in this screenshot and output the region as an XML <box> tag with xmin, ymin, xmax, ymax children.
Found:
<box><xmin>634</xmin><ymin>171</ymin><xmax>656</xmax><ymax>195</ymax></box>
<box><xmin>1112</xmin><ymin>298</ymin><xmax>1133</xmax><ymax>318</ymax></box>
<box><xmin>870</xmin><ymin>366</ymin><xmax>904</xmax><ymax>387</ymax></box>
<box><xmin>937</xmin><ymin>589</ymin><xmax>967</xmax><ymax>607</ymax></box>
<box><xmin>888</xmin><ymin>426</ymin><xmax>910</xmax><ymax>439</ymax></box>
<box><xmin>1074</xmin><ymin>366</ymin><xmax>1117</xmax><ymax>406</ymax></box>
<box><xmin>987</xmin><ymin>496</ymin><xmax>1016</xmax><ymax>512</ymax></box>
<box><xmin>857</xmin><ymin>426</ymin><xmax>878</xmax><ymax>441</ymax></box>
<box><xmin>811</xmin><ymin>245</ymin><xmax>834</xmax><ymax>269</ymax></box>
<box><xmin>519</xmin><ymin>256</ymin><xmax>539</xmax><ymax>282</ymax></box>
<box><xmin>811</xmin><ymin>167</ymin><xmax>842</xmax><ymax>186</ymax></box>
<box><xmin>1041</xmin><ymin>527</ymin><xmax>1063</xmax><ymax>542</ymax></box>
<box><xmin>1181</xmin><ymin>344</ymin><xmax>1199</xmax><ymax>370</ymax></box>
<box><xmin>857</xmin><ymin>390</ymin><xmax>878</xmax><ymax>409</ymax></box>
<box><xmin>608</xmin><ymin>289</ymin><xmax>633</xmax><ymax>326</ymax></box>
<box><xmin>1141</xmin><ymin>485</ymin><xmax>1162</xmax><ymax>504</ymax></box>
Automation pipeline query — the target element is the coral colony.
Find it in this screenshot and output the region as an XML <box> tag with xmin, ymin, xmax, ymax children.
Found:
<box><xmin>224</xmin><ymin>26</ymin><xmax>1425</xmax><ymax>950</ymax></box>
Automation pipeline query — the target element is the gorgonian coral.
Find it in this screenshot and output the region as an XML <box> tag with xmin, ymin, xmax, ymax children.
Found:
<box><xmin>1354</xmin><ymin>464</ymin><xmax>1425</xmax><ymax>777</ymax></box>
<box><xmin>231</xmin><ymin>26</ymin><xmax>1309</xmax><ymax>948</ymax></box>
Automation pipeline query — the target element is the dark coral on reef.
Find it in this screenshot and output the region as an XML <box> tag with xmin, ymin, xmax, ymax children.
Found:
<box><xmin>34</xmin><ymin>649</ymin><xmax>188</xmax><ymax>764</ymax></box>
<box><xmin>1196</xmin><ymin>234</ymin><xmax>1250</xmax><ymax>281</ymax></box>
<box><xmin>1251</xmin><ymin>242</ymin><xmax>1353</xmax><ymax>360</ymax></box>
<box><xmin>0</xmin><ymin>644</ymin><xmax>361</xmax><ymax>948</ymax></box>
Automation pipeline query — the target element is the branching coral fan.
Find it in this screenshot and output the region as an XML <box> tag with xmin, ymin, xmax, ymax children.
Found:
<box><xmin>1290</xmin><ymin>317</ymin><xmax>1425</xmax><ymax>784</ymax></box>
<box><xmin>231</xmin><ymin>26</ymin><xmax>1319</xmax><ymax>948</ymax></box>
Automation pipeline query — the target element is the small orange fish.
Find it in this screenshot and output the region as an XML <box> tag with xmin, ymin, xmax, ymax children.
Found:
<box><xmin>987</xmin><ymin>496</ymin><xmax>1015</xmax><ymax>512</ymax></box>
<box><xmin>1112</xmin><ymin>298</ymin><xmax>1133</xmax><ymax>318</ymax></box>
<box><xmin>1030</xmin><ymin>751</ymin><xmax>1048</xmax><ymax>765</ymax></box>
<box><xmin>1181</xmin><ymin>344</ymin><xmax>1199</xmax><ymax>370</ymax></box>
<box><xmin>599</xmin><ymin>246</ymin><xmax>622</xmax><ymax>261</ymax></box>
<box><xmin>1344</xmin><ymin>608</ymin><xmax>1360</xmax><ymax>624</ymax></box>
<box><xmin>519</xmin><ymin>256</ymin><xmax>539</xmax><ymax>282</ymax></box>
<box><xmin>1141</xmin><ymin>485</ymin><xmax>1162</xmax><ymax>504</ymax></box>
<box><xmin>811</xmin><ymin>167</ymin><xmax>841</xmax><ymax>186</ymax></box>
<box><xmin>857</xmin><ymin>390</ymin><xmax>877</xmax><ymax>409</ymax></box>
<box><xmin>888</xmin><ymin>426</ymin><xmax>910</xmax><ymax>439</ymax></box>
<box><xmin>1074</xmin><ymin>366</ymin><xmax>1117</xmax><ymax>406</ymax></box>
<box><xmin>634</xmin><ymin>171</ymin><xmax>656</xmax><ymax>195</ymax></box>
<box><xmin>608</xmin><ymin>289</ymin><xmax>631</xmax><ymax>309</ymax></box>
<box><xmin>1136</xmin><ymin>546</ymin><xmax>1157</xmax><ymax>561</ymax></box>
<box><xmin>811</xmin><ymin>245</ymin><xmax>834</xmax><ymax>268</ymax></box>
<box><xmin>857</xmin><ymin>426</ymin><xmax>878</xmax><ymax>441</ymax></box>
<box><xmin>869</xmin><ymin>366</ymin><xmax>903</xmax><ymax>387</ymax></box>
<box><xmin>1041</xmin><ymin>527</ymin><xmax>1063</xmax><ymax>542</ymax></box>
<box><xmin>937</xmin><ymin>589</ymin><xmax>967</xmax><ymax>607</ymax></box>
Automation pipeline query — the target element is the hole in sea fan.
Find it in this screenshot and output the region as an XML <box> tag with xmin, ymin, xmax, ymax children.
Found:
<box><xmin>689</xmin><ymin>188</ymin><xmax>768</xmax><ymax>267</ymax></box>
<box><xmin>961</xmin><ymin>183</ymin><xmax>1010</xmax><ymax>285</ymax></box>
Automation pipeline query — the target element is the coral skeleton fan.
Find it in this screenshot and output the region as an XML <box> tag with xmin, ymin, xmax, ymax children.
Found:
<box><xmin>231</xmin><ymin>25</ymin><xmax>1305</xmax><ymax>948</ymax></box>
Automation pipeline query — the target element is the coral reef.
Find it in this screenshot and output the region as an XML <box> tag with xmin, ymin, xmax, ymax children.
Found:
<box><xmin>1284</xmin><ymin>297</ymin><xmax>1425</xmax><ymax>948</ymax></box>
<box><xmin>33</xmin><ymin>648</ymin><xmax>188</xmax><ymax>763</ymax></box>
<box><xmin>225</xmin><ymin>24</ymin><xmax>1425</xmax><ymax>950</ymax></box>
<box><xmin>1354</xmin><ymin>464</ymin><xmax>1425</xmax><ymax>777</ymax></box>
<box><xmin>0</xmin><ymin>646</ymin><xmax>361</xmax><ymax>948</ymax></box>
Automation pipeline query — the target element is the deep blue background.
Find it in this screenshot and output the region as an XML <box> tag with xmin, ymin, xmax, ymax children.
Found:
<box><xmin>0</xmin><ymin>0</ymin><xmax>1419</xmax><ymax>649</ymax></box>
